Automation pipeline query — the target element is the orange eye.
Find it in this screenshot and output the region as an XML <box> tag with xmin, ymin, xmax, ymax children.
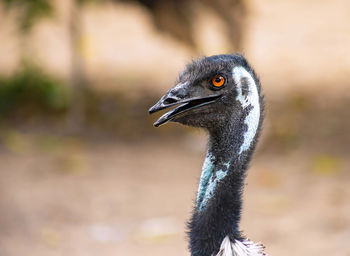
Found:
<box><xmin>211</xmin><ymin>76</ymin><xmax>225</xmax><ymax>87</ymax></box>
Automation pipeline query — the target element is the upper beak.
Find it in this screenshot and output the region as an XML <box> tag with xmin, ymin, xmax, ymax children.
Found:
<box><xmin>149</xmin><ymin>82</ymin><xmax>221</xmax><ymax>127</ymax></box>
<box><xmin>149</xmin><ymin>90</ymin><xmax>183</xmax><ymax>115</ymax></box>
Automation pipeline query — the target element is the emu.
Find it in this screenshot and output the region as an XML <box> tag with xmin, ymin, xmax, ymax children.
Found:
<box><xmin>149</xmin><ymin>54</ymin><xmax>267</xmax><ymax>256</ymax></box>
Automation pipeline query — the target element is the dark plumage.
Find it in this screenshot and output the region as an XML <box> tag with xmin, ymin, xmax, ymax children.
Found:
<box><xmin>149</xmin><ymin>54</ymin><xmax>266</xmax><ymax>256</ymax></box>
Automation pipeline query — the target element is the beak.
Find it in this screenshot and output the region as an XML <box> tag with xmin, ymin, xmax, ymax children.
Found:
<box><xmin>149</xmin><ymin>82</ymin><xmax>221</xmax><ymax>127</ymax></box>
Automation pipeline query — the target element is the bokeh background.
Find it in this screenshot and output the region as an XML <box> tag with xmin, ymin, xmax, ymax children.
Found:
<box><xmin>0</xmin><ymin>0</ymin><xmax>349</xmax><ymax>255</ymax></box>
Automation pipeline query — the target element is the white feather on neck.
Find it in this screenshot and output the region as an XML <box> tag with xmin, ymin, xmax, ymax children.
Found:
<box><xmin>215</xmin><ymin>236</ymin><xmax>267</xmax><ymax>256</ymax></box>
<box><xmin>232</xmin><ymin>66</ymin><xmax>260</xmax><ymax>154</ymax></box>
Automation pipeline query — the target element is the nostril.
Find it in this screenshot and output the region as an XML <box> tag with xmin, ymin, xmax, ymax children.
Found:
<box><xmin>164</xmin><ymin>97</ymin><xmax>178</xmax><ymax>104</ymax></box>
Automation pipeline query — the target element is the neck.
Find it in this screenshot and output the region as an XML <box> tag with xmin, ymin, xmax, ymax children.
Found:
<box><xmin>197</xmin><ymin>120</ymin><xmax>248</xmax><ymax>212</ymax></box>
<box><xmin>189</xmin><ymin>101</ymin><xmax>262</xmax><ymax>255</ymax></box>
<box><xmin>189</xmin><ymin>123</ymin><xmax>254</xmax><ymax>256</ymax></box>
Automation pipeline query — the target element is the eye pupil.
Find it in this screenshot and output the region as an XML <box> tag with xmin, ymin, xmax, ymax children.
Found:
<box><xmin>212</xmin><ymin>76</ymin><xmax>225</xmax><ymax>87</ymax></box>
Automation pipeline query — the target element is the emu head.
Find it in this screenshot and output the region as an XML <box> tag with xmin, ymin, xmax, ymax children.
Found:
<box><xmin>149</xmin><ymin>54</ymin><xmax>262</xmax><ymax>135</ymax></box>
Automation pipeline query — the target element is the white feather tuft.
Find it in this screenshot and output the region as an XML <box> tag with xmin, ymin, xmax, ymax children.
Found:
<box><xmin>215</xmin><ymin>236</ymin><xmax>267</xmax><ymax>256</ymax></box>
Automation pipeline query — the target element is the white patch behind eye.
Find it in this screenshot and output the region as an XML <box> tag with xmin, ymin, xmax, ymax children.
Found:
<box><xmin>232</xmin><ymin>66</ymin><xmax>260</xmax><ymax>154</ymax></box>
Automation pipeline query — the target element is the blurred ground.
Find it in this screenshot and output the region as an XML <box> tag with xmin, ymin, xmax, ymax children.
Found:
<box><xmin>0</xmin><ymin>135</ymin><xmax>349</xmax><ymax>256</ymax></box>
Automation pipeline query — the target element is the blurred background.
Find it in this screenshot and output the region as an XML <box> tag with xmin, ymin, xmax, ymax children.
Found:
<box><xmin>0</xmin><ymin>0</ymin><xmax>349</xmax><ymax>255</ymax></box>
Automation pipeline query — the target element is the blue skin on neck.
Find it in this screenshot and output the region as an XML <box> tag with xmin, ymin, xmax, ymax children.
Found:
<box><xmin>196</xmin><ymin>153</ymin><xmax>230</xmax><ymax>211</ymax></box>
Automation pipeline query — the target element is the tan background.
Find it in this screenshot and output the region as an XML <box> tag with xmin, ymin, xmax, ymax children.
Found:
<box><xmin>0</xmin><ymin>1</ymin><xmax>349</xmax><ymax>256</ymax></box>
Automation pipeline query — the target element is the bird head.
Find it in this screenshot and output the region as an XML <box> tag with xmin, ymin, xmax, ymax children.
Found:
<box><xmin>149</xmin><ymin>54</ymin><xmax>261</xmax><ymax>131</ymax></box>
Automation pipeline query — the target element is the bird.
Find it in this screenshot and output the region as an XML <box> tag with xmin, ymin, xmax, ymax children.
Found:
<box><xmin>149</xmin><ymin>54</ymin><xmax>266</xmax><ymax>256</ymax></box>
